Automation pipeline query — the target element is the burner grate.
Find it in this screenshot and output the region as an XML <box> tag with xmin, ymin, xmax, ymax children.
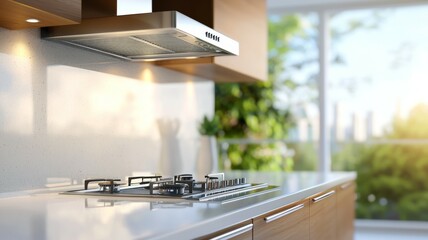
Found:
<box><xmin>128</xmin><ymin>175</ymin><xmax>162</xmax><ymax>186</ymax></box>
<box><xmin>83</xmin><ymin>179</ymin><xmax>122</xmax><ymax>194</ymax></box>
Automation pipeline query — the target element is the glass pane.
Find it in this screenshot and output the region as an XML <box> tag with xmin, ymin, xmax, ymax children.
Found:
<box><xmin>329</xmin><ymin>5</ymin><xmax>428</xmax><ymax>221</ymax></box>
<box><xmin>215</xmin><ymin>12</ymin><xmax>320</xmax><ymax>171</ymax></box>
<box><xmin>268</xmin><ymin>12</ymin><xmax>320</xmax><ymax>171</ymax></box>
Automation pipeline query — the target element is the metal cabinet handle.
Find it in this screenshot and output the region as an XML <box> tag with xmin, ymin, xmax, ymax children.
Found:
<box><xmin>210</xmin><ymin>223</ymin><xmax>253</xmax><ymax>240</ymax></box>
<box><xmin>264</xmin><ymin>204</ymin><xmax>305</xmax><ymax>223</ymax></box>
<box><xmin>312</xmin><ymin>190</ymin><xmax>335</xmax><ymax>203</ymax></box>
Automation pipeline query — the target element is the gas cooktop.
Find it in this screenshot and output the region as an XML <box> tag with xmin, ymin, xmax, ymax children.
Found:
<box><xmin>63</xmin><ymin>173</ymin><xmax>279</xmax><ymax>202</ymax></box>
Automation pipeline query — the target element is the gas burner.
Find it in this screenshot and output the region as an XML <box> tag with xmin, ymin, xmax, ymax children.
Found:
<box><xmin>159</xmin><ymin>183</ymin><xmax>187</xmax><ymax>195</ymax></box>
<box><xmin>84</xmin><ymin>178</ymin><xmax>122</xmax><ymax>194</ymax></box>
<box><xmin>98</xmin><ymin>181</ymin><xmax>122</xmax><ymax>193</ymax></box>
<box><xmin>174</xmin><ymin>174</ymin><xmax>196</xmax><ymax>193</ymax></box>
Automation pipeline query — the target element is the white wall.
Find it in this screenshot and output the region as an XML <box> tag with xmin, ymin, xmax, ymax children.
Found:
<box><xmin>0</xmin><ymin>28</ymin><xmax>214</xmax><ymax>192</ymax></box>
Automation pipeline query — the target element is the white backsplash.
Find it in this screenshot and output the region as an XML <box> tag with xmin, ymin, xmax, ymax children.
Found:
<box><xmin>0</xmin><ymin>28</ymin><xmax>214</xmax><ymax>192</ymax></box>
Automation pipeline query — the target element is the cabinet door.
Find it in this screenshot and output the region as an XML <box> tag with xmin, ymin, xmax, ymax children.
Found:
<box><xmin>153</xmin><ymin>0</ymin><xmax>267</xmax><ymax>82</ymax></box>
<box><xmin>197</xmin><ymin>220</ymin><xmax>253</xmax><ymax>240</ymax></box>
<box><xmin>336</xmin><ymin>181</ymin><xmax>355</xmax><ymax>240</ymax></box>
<box><xmin>309</xmin><ymin>188</ymin><xmax>337</xmax><ymax>240</ymax></box>
<box><xmin>212</xmin><ymin>0</ymin><xmax>267</xmax><ymax>82</ymax></box>
<box><xmin>253</xmin><ymin>200</ymin><xmax>309</xmax><ymax>240</ymax></box>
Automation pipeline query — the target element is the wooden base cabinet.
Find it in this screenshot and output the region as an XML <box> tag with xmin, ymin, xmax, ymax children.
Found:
<box><xmin>309</xmin><ymin>188</ymin><xmax>337</xmax><ymax>240</ymax></box>
<box><xmin>336</xmin><ymin>181</ymin><xmax>356</xmax><ymax>240</ymax></box>
<box><xmin>196</xmin><ymin>180</ymin><xmax>355</xmax><ymax>240</ymax></box>
<box><xmin>253</xmin><ymin>200</ymin><xmax>310</xmax><ymax>240</ymax></box>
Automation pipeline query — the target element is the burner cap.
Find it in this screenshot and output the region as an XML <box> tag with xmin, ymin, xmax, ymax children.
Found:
<box><xmin>98</xmin><ymin>181</ymin><xmax>123</xmax><ymax>193</ymax></box>
<box><xmin>98</xmin><ymin>181</ymin><xmax>121</xmax><ymax>187</ymax></box>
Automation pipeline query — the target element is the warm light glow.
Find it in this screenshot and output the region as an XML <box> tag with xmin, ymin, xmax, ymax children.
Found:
<box><xmin>0</xmin><ymin>53</ymin><xmax>33</xmax><ymax>134</ymax></box>
<box><xmin>46</xmin><ymin>65</ymin><xmax>157</xmax><ymax>136</ymax></box>
<box><xmin>186</xmin><ymin>80</ymin><xmax>195</xmax><ymax>96</ymax></box>
<box><xmin>184</xmin><ymin>57</ymin><xmax>198</xmax><ymax>60</ymax></box>
<box><xmin>140</xmin><ymin>68</ymin><xmax>154</xmax><ymax>83</ymax></box>
<box><xmin>12</xmin><ymin>42</ymin><xmax>31</xmax><ymax>57</ymax></box>
<box><xmin>185</xmin><ymin>80</ymin><xmax>197</xmax><ymax>116</ymax></box>
<box><xmin>26</xmin><ymin>18</ymin><xmax>40</xmax><ymax>23</ymax></box>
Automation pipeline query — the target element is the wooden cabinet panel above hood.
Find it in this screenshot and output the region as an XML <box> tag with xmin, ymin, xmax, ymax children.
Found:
<box><xmin>153</xmin><ymin>0</ymin><xmax>267</xmax><ymax>83</ymax></box>
<box><xmin>0</xmin><ymin>0</ymin><xmax>81</xmax><ymax>30</ymax></box>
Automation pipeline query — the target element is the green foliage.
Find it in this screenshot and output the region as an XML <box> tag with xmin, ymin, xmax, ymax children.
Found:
<box><xmin>287</xmin><ymin>142</ymin><xmax>317</xmax><ymax>171</ymax></box>
<box><xmin>397</xmin><ymin>192</ymin><xmax>428</xmax><ymax>221</ymax></box>
<box><xmin>215</xmin><ymin>82</ymin><xmax>291</xmax><ymax>139</ymax></box>
<box><xmin>332</xmin><ymin>143</ymin><xmax>365</xmax><ymax>171</ymax></box>
<box><xmin>213</xmin><ymin>15</ymin><xmax>304</xmax><ymax>171</ymax></box>
<box><xmin>215</xmin><ymin>81</ymin><xmax>293</xmax><ymax>170</ymax></box>
<box><xmin>198</xmin><ymin>115</ymin><xmax>220</xmax><ymax>136</ymax></box>
<box><xmin>335</xmin><ymin>103</ymin><xmax>428</xmax><ymax>221</ymax></box>
<box><xmin>268</xmin><ymin>15</ymin><xmax>304</xmax><ymax>81</ymax></box>
<box><xmin>390</xmin><ymin>104</ymin><xmax>428</xmax><ymax>139</ymax></box>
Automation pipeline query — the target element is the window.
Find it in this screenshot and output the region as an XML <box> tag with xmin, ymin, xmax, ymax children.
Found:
<box><xmin>330</xmin><ymin>5</ymin><xmax>428</xmax><ymax>221</ymax></box>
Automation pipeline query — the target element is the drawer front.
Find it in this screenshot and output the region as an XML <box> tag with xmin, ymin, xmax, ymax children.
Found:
<box><xmin>254</xmin><ymin>200</ymin><xmax>310</xmax><ymax>240</ymax></box>
<box><xmin>198</xmin><ymin>220</ymin><xmax>253</xmax><ymax>240</ymax></box>
<box><xmin>337</xmin><ymin>181</ymin><xmax>356</xmax><ymax>240</ymax></box>
<box><xmin>309</xmin><ymin>189</ymin><xmax>337</xmax><ymax>240</ymax></box>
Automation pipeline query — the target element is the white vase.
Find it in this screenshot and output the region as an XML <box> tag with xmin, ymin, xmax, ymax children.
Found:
<box><xmin>196</xmin><ymin>136</ymin><xmax>218</xmax><ymax>179</ymax></box>
<box><xmin>157</xmin><ymin>119</ymin><xmax>182</xmax><ymax>176</ymax></box>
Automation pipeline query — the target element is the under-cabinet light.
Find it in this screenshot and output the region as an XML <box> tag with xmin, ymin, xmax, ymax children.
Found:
<box><xmin>26</xmin><ymin>18</ymin><xmax>40</xmax><ymax>23</ymax></box>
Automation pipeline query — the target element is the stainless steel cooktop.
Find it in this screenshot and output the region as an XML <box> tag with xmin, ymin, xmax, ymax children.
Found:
<box><xmin>64</xmin><ymin>173</ymin><xmax>278</xmax><ymax>203</ymax></box>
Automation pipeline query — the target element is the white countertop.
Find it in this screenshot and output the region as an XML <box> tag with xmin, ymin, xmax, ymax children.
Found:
<box><xmin>0</xmin><ymin>171</ymin><xmax>356</xmax><ymax>240</ymax></box>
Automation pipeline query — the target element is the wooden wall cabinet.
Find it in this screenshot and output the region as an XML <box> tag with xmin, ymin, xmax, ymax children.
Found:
<box><xmin>253</xmin><ymin>199</ymin><xmax>310</xmax><ymax>240</ymax></box>
<box><xmin>0</xmin><ymin>0</ymin><xmax>81</xmax><ymax>30</ymax></box>
<box><xmin>153</xmin><ymin>0</ymin><xmax>267</xmax><ymax>83</ymax></box>
<box><xmin>309</xmin><ymin>188</ymin><xmax>337</xmax><ymax>240</ymax></box>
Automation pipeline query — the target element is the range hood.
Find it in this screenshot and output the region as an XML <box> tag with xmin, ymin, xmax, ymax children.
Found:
<box><xmin>41</xmin><ymin>10</ymin><xmax>239</xmax><ymax>61</ymax></box>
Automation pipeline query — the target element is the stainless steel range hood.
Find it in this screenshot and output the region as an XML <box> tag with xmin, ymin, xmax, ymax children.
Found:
<box><xmin>41</xmin><ymin>10</ymin><xmax>239</xmax><ymax>61</ymax></box>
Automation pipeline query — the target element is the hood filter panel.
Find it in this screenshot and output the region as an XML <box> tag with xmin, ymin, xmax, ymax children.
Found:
<box><xmin>135</xmin><ymin>34</ymin><xmax>208</xmax><ymax>53</ymax></box>
<box><xmin>68</xmin><ymin>33</ymin><xmax>218</xmax><ymax>60</ymax></box>
<box><xmin>69</xmin><ymin>36</ymin><xmax>170</xmax><ymax>57</ymax></box>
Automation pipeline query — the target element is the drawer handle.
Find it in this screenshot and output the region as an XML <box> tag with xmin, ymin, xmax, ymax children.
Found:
<box><xmin>264</xmin><ymin>204</ymin><xmax>305</xmax><ymax>223</ymax></box>
<box><xmin>210</xmin><ymin>223</ymin><xmax>253</xmax><ymax>240</ymax></box>
<box><xmin>312</xmin><ymin>190</ymin><xmax>335</xmax><ymax>203</ymax></box>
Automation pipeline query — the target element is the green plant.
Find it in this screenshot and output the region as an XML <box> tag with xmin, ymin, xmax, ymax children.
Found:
<box><xmin>214</xmin><ymin>13</ymin><xmax>384</xmax><ymax>171</ymax></box>
<box><xmin>353</xmin><ymin>104</ymin><xmax>428</xmax><ymax>221</ymax></box>
<box><xmin>198</xmin><ymin>115</ymin><xmax>220</xmax><ymax>136</ymax></box>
